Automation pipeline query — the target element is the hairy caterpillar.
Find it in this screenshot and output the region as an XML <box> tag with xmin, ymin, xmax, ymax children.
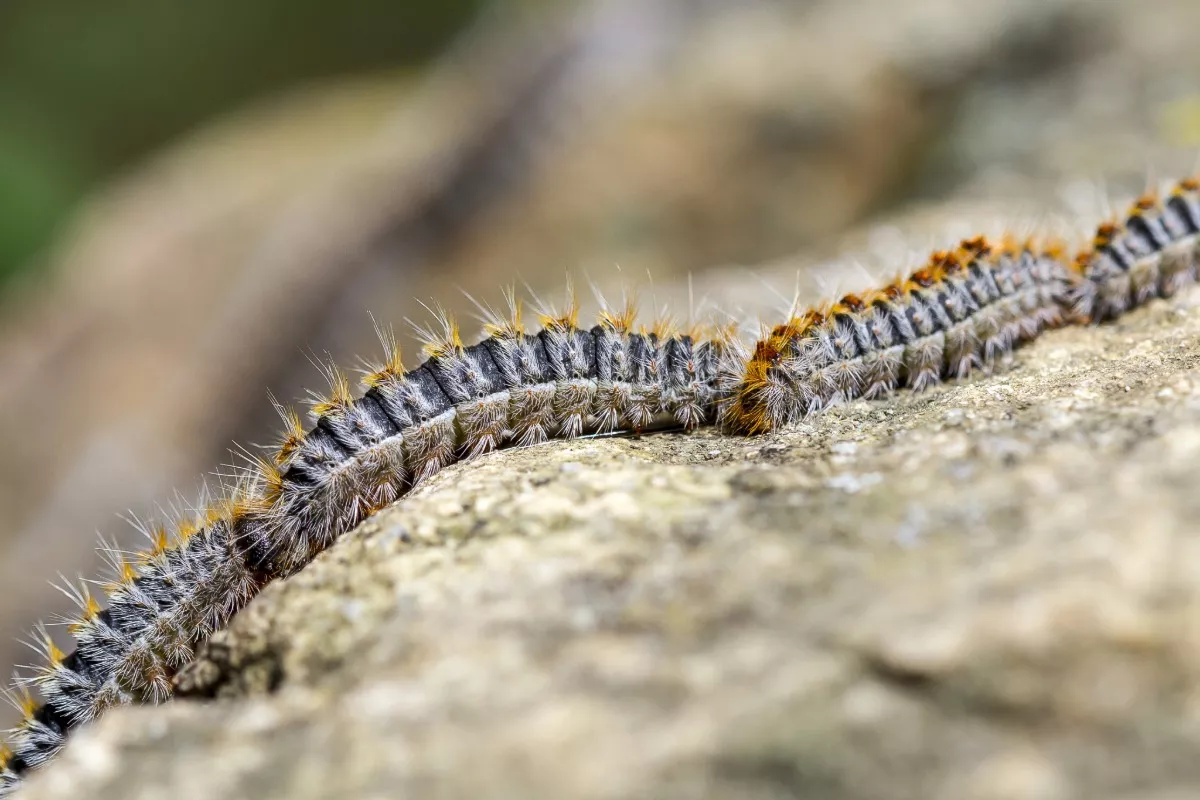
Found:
<box><xmin>1069</xmin><ymin>178</ymin><xmax>1200</xmax><ymax>323</ymax></box>
<box><xmin>6</xmin><ymin>173</ymin><xmax>1200</xmax><ymax>796</ymax></box>
<box><xmin>721</xmin><ymin>237</ymin><xmax>1075</xmax><ymax>434</ymax></box>
<box><xmin>0</xmin><ymin>289</ymin><xmax>743</xmax><ymax>797</ymax></box>
<box><xmin>721</xmin><ymin>175</ymin><xmax>1200</xmax><ymax>435</ymax></box>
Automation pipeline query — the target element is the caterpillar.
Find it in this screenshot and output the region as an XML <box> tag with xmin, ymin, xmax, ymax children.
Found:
<box><xmin>721</xmin><ymin>236</ymin><xmax>1075</xmax><ymax>435</ymax></box>
<box><xmin>1069</xmin><ymin>177</ymin><xmax>1200</xmax><ymax>323</ymax></box>
<box><xmin>0</xmin><ymin>288</ymin><xmax>744</xmax><ymax>797</ymax></box>
<box><xmin>5</xmin><ymin>173</ymin><xmax>1200</xmax><ymax>796</ymax></box>
<box><xmin>722</xmin><ymin>175</ymin><xmax>1200</xmax><ymax>435</ymax></box>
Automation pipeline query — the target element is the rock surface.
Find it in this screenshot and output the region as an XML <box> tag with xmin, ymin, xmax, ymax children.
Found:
<box><xmin>21</xmin><ymin>283</ymin><xmax>1200</xmax><ymax>799</ymax></box>
<box><xmin>11</xmin><ymin>0</ymin><xmax>1200</xmax><ymax>793</ymax></box>
<box><xmin>5</xmin><ymin>0</ymin><xmax>1200</xmax><ymax>697</ymax></box>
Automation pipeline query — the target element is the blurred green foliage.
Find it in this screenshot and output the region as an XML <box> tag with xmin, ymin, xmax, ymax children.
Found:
<box><xmin>0</xmin><ymin>0</ymin><xmax>485</xmax><ymax>281</ymax></box>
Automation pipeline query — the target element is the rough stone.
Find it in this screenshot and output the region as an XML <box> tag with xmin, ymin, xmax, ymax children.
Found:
<box><xmin>4</xmin><ymin>0</ymin><xmax>1198</xmax><ymax>692</ymax></box>
<box><xmin>10</xmin><ymin>0</ymin><xmax>1200</xmax><ymax>791</ymax></box>
<box><xmin>21</xmin><ymin>284</ymin><xmax>1200</xmax><ymax>799</ymax></box>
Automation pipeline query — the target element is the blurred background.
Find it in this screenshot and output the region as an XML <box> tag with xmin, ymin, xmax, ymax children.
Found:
<box><xmin>2</xmin><ymin>0</ymin><xmax>1200</xmax><ymax>708</ymax></box>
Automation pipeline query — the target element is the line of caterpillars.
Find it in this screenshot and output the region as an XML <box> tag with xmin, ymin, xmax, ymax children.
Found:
<box><xmin>723</xmin><ymin>177</ymin><xmax>1200</xmax><ymax>435</ymax></box>
<box><xmin>3</xmin><ymin>175</ymin><xmax>1200</xmax><ymax>796</ymax></box>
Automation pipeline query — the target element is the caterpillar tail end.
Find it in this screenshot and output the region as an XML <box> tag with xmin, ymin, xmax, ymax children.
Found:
<box><xmin>720</xmin><ymin>339</ymin><xmax>792</xmax><ymax>436</ymax></box>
